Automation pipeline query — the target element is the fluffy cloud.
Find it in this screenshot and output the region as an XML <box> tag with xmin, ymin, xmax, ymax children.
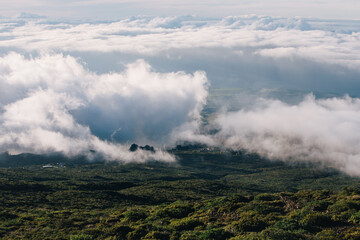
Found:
<box><xmin>213</xmin><ymin>94</ymin><xmax>360</xmax><ymax>176</ymax></box>
<box><xmin>0</xmin><ymin>16</ymin><xmax>360</xmax><ymax>70</ymax></box>
<box><xmin>0</xmin><ymin>52</ymin><xmax>208</xmax><ymax>162</ymax></box>
<box><xmin>1</xmin><ymin>15</ymin><xmax>360</xmax><ymax>175</ymax></box>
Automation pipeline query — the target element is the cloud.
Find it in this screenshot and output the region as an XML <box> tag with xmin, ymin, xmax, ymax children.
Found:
<box><xmin>1</xmin><ymin>15</ymin><xmax>360</xmax><ymax>174</ymax></box>
<box><xmin>213</xmin><ymin>94</ymin><xmax>360</xmax><ymax>176</ymax></box>
<box><xmin>15</xmin><ymin>12</ymin><xmax>46</xmax><ymax>19</ymax></box>
<box><xmin>0</xmin><ymin>52</ymin><xmax>208</xmax><ymax>162</ymax></box>
<box><xmin>1</xmin><ymin>16</ymin><xmax>359</xmax><ymax>97</ymax></box>
<box><xmin>0</xmin><ymin>16</ymin><xmax>359</xmax><ymax>71</ymax></box>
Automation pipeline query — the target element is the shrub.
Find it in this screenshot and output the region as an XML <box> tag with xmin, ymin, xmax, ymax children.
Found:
<box><xmin>127</xmin><ymin>224</ymin><xmax>154</xmax><ymax>240</ymax></box>
<box><xmin>144</xmin><ymin>231</ymin><xmax>170</xmax><ymax>240</ymax></box>
<box><xmin>70</xmin><ymin>234</ymin><xmax>93</xmax><ymax>240</ymax></box>
<box><xmin>254</xmin><ymin>193</ymin><xmax>279</xmax><ymax>202</ymax></box>
<box><xmin>124</xmin><ymin>210</ymin><xmax>148</xmax><ymax>222</ymax></box>
<box><xmin>109</xmin><ymin>225</ymin><xmax>133</xmax><ymax>239</ymax></box>
<box><xmin>349</xmin><ymin>211</ymin><xmax>360</xmax><ymax>224</ymax></box>
<box><xmin>342</xmin><ymin>227</ymin><xmax>360</xmax><ymax>240</ymax></box>
<box><xmin>315</xmin><ymin>229</ymin><xmax>338</xmax><ymax>240</ymax></box>
<box><xmin>156</xmin><ymin>204</ymin><xmax>194</xmax><ymax>219</ymax></box>
<box><xmin>342</xmin><ymin>186</ymin><xmax>360</xmax><ymax>196</ymax></box>
<box><xmin>328</xmin><ymin>200</ymin><xmax>360</xmax><ymax>213</ymax></box>
<box><xmin>273</xmin><ymin>219</ymin><xmax>302</xmax><ymax>231</ymax></box>
<box><xmin>261</xmin><ymin>228</ymin><xmax>306</xmax><ymax>240</ymax></box>
<box><xmin>233</xmin><ymin>213</ymin><xmax>267</xmax><ymax>233</ymax></box>
<box><xmin>171</xmin><ymin>218</ymin><xmax>203</xmax><ymax>231</ymax></box>
<box><xmin>199</xmin><ymin>228</ymin><xmax>232</xmax><ymax>240</ymax></box>
<box><xmin>179</xmin><ymin>232</ymin><xmax>199</xmax><ymax>240</ymax></box>
<box><xmin>302</xmin><ymin>213</ymin><xmax>335</xmax><ymax>230</ymax></box>
<box><xmin>253</xmin><ymin>202</ymin><xmax>284</xmax><ymax>214</ymax></box>
<box><xmin>232</xmin><ymin>194</ymin><xmax>251</xmax><ymax>203</ymax></box>
<box><xmin>309</xmin><ymin>200</ymin><xmax>330</xmax><ymax>212</ymax></box>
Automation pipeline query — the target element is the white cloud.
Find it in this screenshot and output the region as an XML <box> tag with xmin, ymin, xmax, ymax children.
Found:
<box><xmin>0</xmin><ymin>52</ymin><xmax>208</xmax><ymax>162</ymax></box>
<box><xmin>213</xmin><ymin>94</ymin><xmax>360</xmax><ymax>176</ymax></box>
<box><xmin>1</xmin><ymin>15</ymin><xmax>360</xmax><ymax>174</ymax></box>
<box><xmin>0</xmin><ymin>16</ymin><xmax>359</xmax><ymax>70</ymax></box>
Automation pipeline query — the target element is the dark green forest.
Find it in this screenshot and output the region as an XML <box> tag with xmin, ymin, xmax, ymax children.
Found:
<box><xmin>1</xmin><ymin>150</ymin><xmax>360</xmax><ymax>239</ymax></box>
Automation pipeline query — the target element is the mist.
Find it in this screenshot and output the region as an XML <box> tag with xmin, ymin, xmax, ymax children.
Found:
<box><xmin>0</xmin><ymin>15</ymin><xmax>360</xmax><ymax>175</ymax></box>
<box><xmin>210</xmin><ymin>94</ymin><xmax>360</xmax><ymax>176</ymax></box>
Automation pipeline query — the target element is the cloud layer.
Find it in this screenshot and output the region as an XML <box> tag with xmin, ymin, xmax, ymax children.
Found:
<box><xmin>0</xmin><ymin>16</ymin><xmax>360</xmax><ymax>70</ymax></box>
<box><xmin>1</xmin><ymin>15</ymin><xmax>360</xmax><ymax>175</ymax></box>
<box><xmin>212</xmin><ymin>94</ymin><xmax>360</xmax><ymax>176</ymax></box>
<box><xmin>0</xmin><ymin>52</ymin><xmax>208</xmax><ymax>162</ymax></box>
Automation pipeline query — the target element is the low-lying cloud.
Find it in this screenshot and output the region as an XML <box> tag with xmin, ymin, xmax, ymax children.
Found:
<box><xmin>0</xmin><ymin>16</ymin><xmax>359</xmax><ymax>70</ymax></box>
<box><xmin>0</xmin><ymin>52</ymin><xmax>208</xmax><ymax>162</ymax></box>
<box><xmin>1</xmin><ymin>15</ymin><xmax>360</xmax><ymax>175</ymax></box>
<box><xmin>213</xmin><ymin>94</ymin><xmax>360</xmax><ymax>176</ymax></box>
<box><xmin>1</xmin><ymin>16</ymin><xmax>360</xmax><ymax>96</ymax></box>
<box><xmin>1</xmin><ymin>52</ymin><xmax>360</xmax><ymax>175</ymax></box>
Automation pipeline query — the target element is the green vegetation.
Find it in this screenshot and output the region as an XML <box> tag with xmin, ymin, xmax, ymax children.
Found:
<box><xmin>1</xmin><ymin>151</ymin><xmax>360</xmax><ymax>239</ymax></box>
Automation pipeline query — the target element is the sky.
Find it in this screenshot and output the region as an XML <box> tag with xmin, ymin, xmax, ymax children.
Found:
<box><xmin>1</xmin><ymin>1</ymin><xmax>360</xmax><ymax>175</ymax></box>
<box><xmin>1</xmin><ymin>0</ymin><xmax>360</xmax><ymax>20</ymax></box>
